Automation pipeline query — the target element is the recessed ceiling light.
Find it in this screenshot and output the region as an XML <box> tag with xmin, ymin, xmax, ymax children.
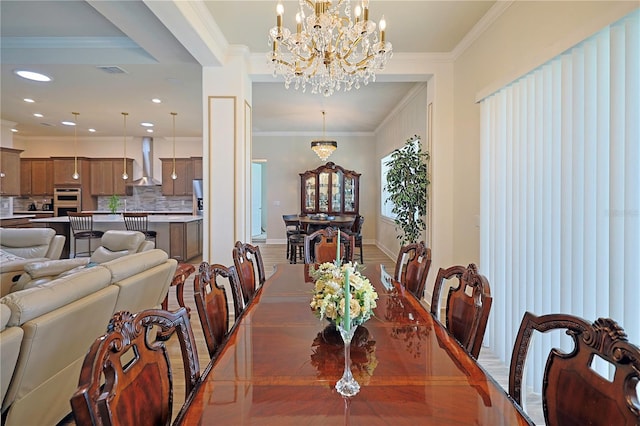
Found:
<box><xmin>152</xmin><ymin>98</ymin><xmax>162</xmax><ymax>104</ymax></box>
<box><xmin>33</xmin><ymin>113</ymin><xmax>44</xmax><ymax>118</ymax></box>
<box><xmin>140</xmin><ymin>122</ymin><xmax>154</xmax><ymax>127</ymax></box>
<box><xmin>88</xmin><ymin>128</ymin><xmax>96</xmax><ymax>133</ymax></box>
<box><xmin>146</xmin><ymin>129</ymin><xmax>154</xmax><ymax>133</ymax></box>
<box><xmin>61</xmin><ymin>121</ymin><xmax>76</xmax><ymax>126</ymax></box>
<box><xmin>11</xmin><ymin>128</ymin><xmax>18</xmax><ymax>133</ymax></box>
<box><xmin>23</xmin><ymin>98</ymin><xmax>35</xmax><ymax>103</ymax></box>
<box><xmin>15</xmin><ymin>70</ymin><xmax>52</xmax><ymax>82</ymax></box>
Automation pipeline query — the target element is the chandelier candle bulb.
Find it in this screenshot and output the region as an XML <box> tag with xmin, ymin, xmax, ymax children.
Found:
<box><xmin>276</xmin><ymin>2</ymin><xmax>283</xmax><ymax>28</ymax></box>
<box><xmin>296</xmin><ymin>13</ymin><xmax>302</xmax><ymax>34</ymax></box>
<box><xmin>344</xmin><ymin>268</ymin><xmax>350</xmax><ymax>331</ymax></box>
<box><xmin>380</xmin><ymin>16</ymin><xmax>386</xmax><ymax>43</ymax></box>
<box><xmin>354</xmin><ymin>5</ymin><xmax>361</xmax><ymax>23</ymax></box>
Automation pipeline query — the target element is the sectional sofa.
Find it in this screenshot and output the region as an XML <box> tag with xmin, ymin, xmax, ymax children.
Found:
<box><xmin>0</xmin><ymin>247</ymin><xmax>177</xmax><ymax>426</ymax></box>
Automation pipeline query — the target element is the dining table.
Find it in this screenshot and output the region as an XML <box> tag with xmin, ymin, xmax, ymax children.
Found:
<box><xmin>298</xmin><ymin>214</ymin><xmax>356</xmax><ymax>233</ymax></box>
<box><xmin>174</xmin><ymin>263</ymin><xmax>533</xmax><ymax>425</ymax></box>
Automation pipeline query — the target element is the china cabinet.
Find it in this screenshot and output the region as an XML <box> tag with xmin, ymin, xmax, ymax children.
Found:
<box><xmin>300</xmin><ymin>162</ymin><xmax>360</xmax><ymax>216</ymax></box>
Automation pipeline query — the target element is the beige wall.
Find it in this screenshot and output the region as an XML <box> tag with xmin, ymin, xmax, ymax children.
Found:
<box><xmin>252</xmin><ymin>133</ymin><xmax>376</xmax><ymax>244</ymax></box>
<box><xmin>451</xmin><ymin>1</ymin><xmax>638</xmax><ymax>267</ymax></box>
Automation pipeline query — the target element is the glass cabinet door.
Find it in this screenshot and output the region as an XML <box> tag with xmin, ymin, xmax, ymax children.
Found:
<box><xmin>318</xmin><ymin>172</ymin><xmax>329</xmax><ymax>212</ymax></box>
<box><xmin>331</xmin><ymin>171</ymin><xmax>342</xmax><ymax>213</ymax></box>
<box><xmin>344</xmin><ymin>175</ymin><xmax>355</xmax><ymax>212</ymax></box>
<box><xmin>303</xmin><ymin>176</ymin><xmax>316</xmax><ymax>213</ymax></box>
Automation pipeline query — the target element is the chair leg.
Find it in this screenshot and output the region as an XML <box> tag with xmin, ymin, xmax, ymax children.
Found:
<box><xmin>359</xmin><ymin>244</ymin><xmax>364</xmax><ymax>263</ymax></box>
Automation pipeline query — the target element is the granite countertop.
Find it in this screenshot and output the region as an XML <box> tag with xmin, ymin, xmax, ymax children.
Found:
<box><xmin>85</xmin><ymin>210</ymin><xmax>194</xmax><ymax>215</ymax></box>
<box><xmin>1</xmin><ymin>214</ymin><xmax>36</xmax><ymax>221</ymax></box>
<box><xmin>30</xmin><ymin>214</ymin><xmax>202</xmax><ymax>223</ymax></box>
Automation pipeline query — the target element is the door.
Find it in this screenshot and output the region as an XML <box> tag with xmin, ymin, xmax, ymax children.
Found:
<box><xmin>251</xmin><ymin>162</ymin><xmax>263</xmax><ymax>238</ymax></box>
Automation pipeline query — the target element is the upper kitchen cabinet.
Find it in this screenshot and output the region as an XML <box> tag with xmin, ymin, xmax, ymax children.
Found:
<box><xmin>21</xmin><ymin>158</ymin><xmax>54</xmax><ymax>196</ymax></box>
<box><xmin>90</xmin><ymin>158</ymin><xmax>133</xmax><ymax>196</ymax></box>
<box><xmin>191</xmin><ymin>157</ymin><xmax>203</xmax><ymax>180</ymax></box>
<box><xmin>300</xmin><ymin>162</ymin><xmax>360</xmax><ymax>216</ymax></box>
<box><xmin>160</xmin><ymin>158</ymin><xmax>192</xmax><ymax>196</ymax></box>
<box><xmin>52</xmin><ymin>157</ymin><xmax>91</xmax><ymax>186</ymax></box>
<box><xmin>0</xmin><ymin>148</ymin><xmax>23</xmax><ymax>196</ymax></box>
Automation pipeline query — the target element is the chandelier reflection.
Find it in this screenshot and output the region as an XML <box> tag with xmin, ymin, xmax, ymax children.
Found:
<box><xmin>268</xmin><ymin>0</ymin><xmax>393</xmax><ymax>97</ymax></box>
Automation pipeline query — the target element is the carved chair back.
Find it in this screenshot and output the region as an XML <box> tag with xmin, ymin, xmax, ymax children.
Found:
<box><xmin>194</xmin><ymin>262</ymin><xmax>242</xmax><ymax>359</ymax></box>
<box><xmin>429</xmin><ymin>263</ymin><xmax>492</xmax><ymax>358</ymax></box>
<box><xmin>70</xmin><ymin>308</ymin><xmax>200</xmax><ymax>426</ymax></box>
<box><xmin>393</xmin><ymin>241</ymin><xmax>431</xmax><ymax>299</ymax></box>
<box><xmin>303</xmin><ymin>227</ymin><xmax>355</xmax><ymax>265</ymax></box>
<box><xmin>508</xmin><ymin>312</ymin><xmax>640</xmax><ymax>425</ymax></box>
<box><xmin>232</xmin><ymin>241</ymin><xmax>266</xmax><ymax>305</ymax></box>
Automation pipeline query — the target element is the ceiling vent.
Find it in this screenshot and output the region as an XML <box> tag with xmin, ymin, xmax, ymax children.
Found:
<box><xmin>97</xmin><ymin>65</ymin><xmax>128</xmax><ymax>74</ymax></box>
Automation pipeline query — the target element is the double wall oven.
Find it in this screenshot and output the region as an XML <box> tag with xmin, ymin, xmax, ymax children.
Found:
<box><xmin>53</xmin><ymin>188</ymin><xmax>81</xmax><ymax>216</ymax></box>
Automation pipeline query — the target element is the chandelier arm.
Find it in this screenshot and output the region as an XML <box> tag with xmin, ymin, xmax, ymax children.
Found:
<box><xmin>338</xmin><ymin>35</ymin><xmax>365</xmax><ymax>62</ymax></box>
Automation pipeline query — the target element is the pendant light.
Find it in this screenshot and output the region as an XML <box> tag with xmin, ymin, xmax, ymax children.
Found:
<box><xmin>72</xmin><ymin>112</ymin><xmax>80</xmax><ymax>180</ymax></box>
<box><xmin>170</xmin><ymin>112</ymin><xmax>177</xmax><ymax>180</ymax></box>
<box><xmin>311</xmin><ymin>111</ymin><xmax>337</xmax><ymax>161</ymax></box>
<box><xmin>121</xmin><ymin>112</ymin><xmax>129</xmax><ymax>180</ymax></box>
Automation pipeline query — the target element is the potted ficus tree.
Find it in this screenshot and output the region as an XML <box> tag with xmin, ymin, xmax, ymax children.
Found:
<box><xmin>384</xmin><ymin>135</ymin><xmax>430</xmax><ymax>245</ymax></box>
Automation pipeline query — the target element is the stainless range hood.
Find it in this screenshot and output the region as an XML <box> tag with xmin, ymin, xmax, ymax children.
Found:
<box><xmin>129</xmin><ymin>137</ymin><xmax>161</xmax><ymax>186</ymax></box>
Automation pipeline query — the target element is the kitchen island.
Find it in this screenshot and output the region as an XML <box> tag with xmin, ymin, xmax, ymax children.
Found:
<box><xmin>30</xmin><ymin>214</ymin><xmax>203</xmax><ymax>261</ymax></box>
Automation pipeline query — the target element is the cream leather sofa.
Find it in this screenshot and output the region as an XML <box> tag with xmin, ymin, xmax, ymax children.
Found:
<box><xmin>0</xmin><ymin>248</ymin><xmax>177</xmax><ymax>426</ymax></box>
<box><xmin>0</xmin><ymin>228</ymin><xmax>66</xmax><ymax>297</ymax></box>
<box><xmin>10</xmin><ymin>230</ymin><xmax>154</xmax><ymax>292</ymax></box>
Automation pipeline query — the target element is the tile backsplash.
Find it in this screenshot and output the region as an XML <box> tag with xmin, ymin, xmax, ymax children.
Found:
<box><xmin>10</xmin><ymin>186</ymin><xmax>193</xmax><ymax>213</ymax></box>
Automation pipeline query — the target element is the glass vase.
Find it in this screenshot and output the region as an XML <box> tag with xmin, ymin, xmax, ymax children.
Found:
<box><xmin>335</xmin><ymin>324</ymin><xmax>360</xmax><ymax>397</ymax></box>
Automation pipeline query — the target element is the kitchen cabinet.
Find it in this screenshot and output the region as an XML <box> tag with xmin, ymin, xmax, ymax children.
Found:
<box><xmin>21</xmin><ymin>159</ymin><xmax>54</xmax><ymax>196</ymax></box>
<box><xmin>169</xmin><ymin>219</ymin><xmax>202</xmax><ymax>261</ymax></box>
<box><xmin>191</xmin><ymin>157</ymin><xmax>203</xmax><ymax>180</ymax></box>
<box><xmin>0</xmin><ymin>148</ymin><xmax>23</xmax><ymax>196</ymax></box>
<box><xmin>52</xmin><ymin>157</ymin><xmax>91</xmax><ymax>186</ymax></box>
<box><xmin>300</xmin><ymin>162</ymin><xmax>360</xmax><ymax>216</ymax></box>
<box><xmin>160</xmin><ymin>158</ymin><xmax>192</xmax><ymax>196</ymax></box>
<box><xmin>90</xmin><ymin>158</ymin><xmax>133</xmax><ymax>196</ymax></box>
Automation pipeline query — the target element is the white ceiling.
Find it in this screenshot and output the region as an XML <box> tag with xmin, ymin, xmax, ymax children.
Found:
<box><xmin>0</xmin><ymin>0</ymin><xmax>496</xmax><ymax>139</ymax></box>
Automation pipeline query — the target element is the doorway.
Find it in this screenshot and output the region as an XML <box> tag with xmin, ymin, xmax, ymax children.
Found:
<box><xmin>251</xmin><ymin>161</ymin><xmax>266</xmax><ymax>242</ymax></box>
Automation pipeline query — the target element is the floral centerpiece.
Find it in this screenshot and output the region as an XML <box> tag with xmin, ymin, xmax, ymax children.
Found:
<box><xmin>309</xmin><ymin>261</ymin><xmax>378</xmax><ymax>328</ymax></box>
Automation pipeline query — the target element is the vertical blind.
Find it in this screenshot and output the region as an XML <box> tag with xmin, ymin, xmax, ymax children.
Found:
<box><xmin>480</xmin><ymin>9</ymin><xmax>639</xmax><ymax>392</ymax></box>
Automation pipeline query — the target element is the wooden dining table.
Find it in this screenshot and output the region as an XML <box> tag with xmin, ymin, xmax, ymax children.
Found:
<box><xmin>298</xmin><ymin>214</ymin><xmax>356</xmax><ymax>233</ymax></box>
<box><xmin>175</xmin><ymin>263</ymin><xmax>533</xmax><ymax>425</ymax></box>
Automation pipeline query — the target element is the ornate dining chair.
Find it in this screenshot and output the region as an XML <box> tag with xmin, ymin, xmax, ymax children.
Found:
<box><xmin>67</xmin><ymin>212</ymin><xmax>104</xmax><ymax>258</ymax></box>
<box><xmin>429</xmin><ymin>263</ymin><xmax>492</xmax><ymax>359</ymax></box>
<box><xmin>304</xmin><ymin>227</ymin><xmax>355</xmax><ymax>264</ymax></box>
<box><xmin>194</xmin><ymin>261</ymin><xmax>244</xmax><ymax>359</ymax></box>
<box><xmin>393</xmin><ymin>241</ymin><xmax>431</xmax><ymax>299</ymax></box>
<box><xmin>122</xmin><ymin>212</ymin><xmax>157</xmax><ymax>245</ymax></box>
<box><xmin>232</xmin><ymin>241</ymin><xmax>266</xmax><ymax>305</ymax></box>
<box><xmin>509</xmin><ymin>312</ymin><xmax>640</xmax><ymax>425</ymax></box>
<box><xmin>349</xmin><ymin>215</ymin><xmax>364</xmax><ymax>263</ymax></box>
<box><xmin>70</xmin><ymin>308</ymin><xmax>200</xmax><ymax>426</ymax></box>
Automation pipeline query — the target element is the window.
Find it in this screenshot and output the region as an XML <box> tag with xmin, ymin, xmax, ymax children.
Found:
<box><xmin>380</xmin><ymin>138</ymin><xmax>422</xmax><ymax>220</ymax></box>
<box><xmin>480</xmin><ymin>10</ymin><xmax>639</xmax><ymax>392</ymax></box>
<box><xmin>380</xmin><ymin>153</ymin><xmax>396</xmax><ymax>219</ymax></box>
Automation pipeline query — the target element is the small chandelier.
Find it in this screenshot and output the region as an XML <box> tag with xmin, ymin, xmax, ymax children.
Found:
<box><xmin>268</xmin><ymin>0</ymin><xmax>392</xmax><ymax>97</ymax></box>
<box><xmin>311</xmin><ymin>111</ymin><xmax>337</xmax><ymax>161</ymax></box>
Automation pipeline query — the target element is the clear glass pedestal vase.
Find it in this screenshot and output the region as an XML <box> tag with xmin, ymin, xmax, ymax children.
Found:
<box><xmin>335</xmin><ymin>324</ymin><xmax>360</xmax><ymax>397</ymax></box>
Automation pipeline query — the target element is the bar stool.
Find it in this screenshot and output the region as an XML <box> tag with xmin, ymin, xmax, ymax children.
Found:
<box><xmin>68</xmin><ymin>212</ymin><xmax>104</xmax><ymax>258</ymax></box>
<box><xmin>122</xmin><ymin>212</ymin><xmax>157</xmax><ymax>246</ymax></box>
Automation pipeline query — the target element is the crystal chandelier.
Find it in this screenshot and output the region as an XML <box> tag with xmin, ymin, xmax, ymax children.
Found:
<box><xmin>268</xmin><ymin>0</ymin><xmax>392</xmax><ymax>97</ymax></box>
<box><xmin>311</xmin><ymin>111</ymin><xmax>337</xmax><ymax>161</ymax></box>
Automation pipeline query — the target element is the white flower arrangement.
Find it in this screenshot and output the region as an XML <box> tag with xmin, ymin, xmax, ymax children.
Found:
<box><xmin>309</xmin><ymin>262</ymin><xmax>379</xmax><ymax>327</ymax></box>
